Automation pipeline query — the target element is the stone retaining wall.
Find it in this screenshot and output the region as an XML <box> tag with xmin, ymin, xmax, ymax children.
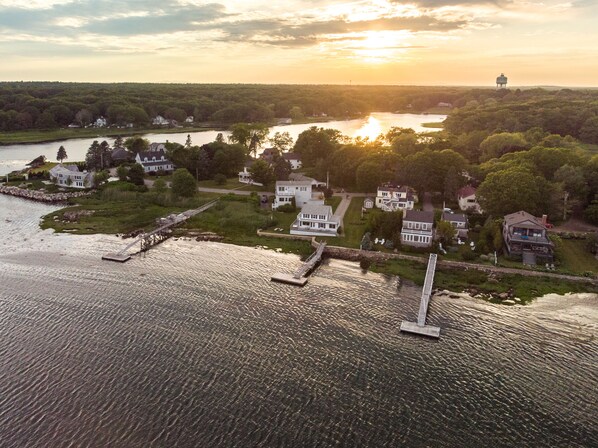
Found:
<box><xmin>0</xmin><ymin>185</ymin><xmax>93</xmax><ymax>203</ymax></box>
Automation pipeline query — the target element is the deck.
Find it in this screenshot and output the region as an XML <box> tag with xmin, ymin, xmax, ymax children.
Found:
<box><xmin>271</xmin><ymin>241</ymin><xmax>327</xmax><ymax>286</ymax></box>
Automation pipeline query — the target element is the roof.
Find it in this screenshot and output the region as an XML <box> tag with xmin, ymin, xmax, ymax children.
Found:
<box><xmin>111</xmin><ymin>148</ymin><xmax>131</xmax><ymax>159</ymax></box>
<box><xmin>301</xmin><ymin>204</ymin><xmax>333</xmax><ymax>216</ymax></box>
<box><xmin>364</xmin><ymin>197</ymin><xmax>374</xmax><ymax>202</ymax></box>
<box><xmin>442</xmin><ymin>212</ymin><xmax>467</xmax><ymax>223</ymax></box>
<box><xmin>378</xmin><ymin>185</ymin><xmax>410</xmax><ymax>193</ymax></box>
<box><xmin>141</xmin><ymin>161</ymin><xmax>173</xmax><ymax>167</ymax></box>
<box><xmin>276</xmin><ymin>180</ymin><xmax>313</xmax><ymax>187</ymax></box>
<box><xmin>504</xmin><ymin>210</ymin><xmax>546</xmax><ymax>229</ymax></box>
<box><xmin>403</xmin><ymin>210</ymin><xmax>434</xmax><ymax>224</ymax></box>
<box><xmin>282</xmin><ymin>152</ymin><xmax>301</xmax><ymax>161</ymax></box>
<box><xmin>138</xmin><ymin>148</ymin><xmax>168</xmax><ymax>161</ymax></box>
<box><xmin>457</xmin><ymin>185</ymin><xmax>476</xmax><ymax>198</ymax></box>
<box><xmin>147</xmin><ymin>142</ymin><xmax>167</xmax><ymax>152</ymax></box>
<box><xmin>50</xmin><ymin>164</ymin><xmax>81</xmax><ymax>175</ymax></box>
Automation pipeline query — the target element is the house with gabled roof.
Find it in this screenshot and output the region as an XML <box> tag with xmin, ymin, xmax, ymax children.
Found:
<box><xmin>441</xmin><ymin>211</ymin><xmax>468</xmax><ymax>239</ymax></box>
<box><xmin>272</xmin><ymin>180</ymin><xmax>324</xmax><ymax>210</ymax></box>
<box><xmin>503</xmin><ymin>211</ymin><xmax>554</xmax><ymax>263</ymax></box>
<box><xmin>376</xmin><ymin>185</ymin><xmax>415</xmax><ymax>212</ymax></box>
<box><xmin>290</xmin><ymin>204</ymin><xmax>341</xmax><ymax>237</ymax></box>
<box><xmin>49</xmin><ymin>164</ymin><xmax>93</xmax><ymax>189</ymax></box>
<box><xmin>281</xmin><ymin>152</ymin><xmax>302</xmax><ymax>170</ymax></box>
<box><xmin>135</xmin><ymin>145</ymin><xmax>174</xmax><ymax>173</ymax></box>
<box><xmin>457</xmin><ymin>185</ymin><xmax>482</xmax><ymax>213</ymax></box>
<box><xmin>401</xmin><ymin>210</ymin><xmax>434</xmax><ymax>248</ymax></box>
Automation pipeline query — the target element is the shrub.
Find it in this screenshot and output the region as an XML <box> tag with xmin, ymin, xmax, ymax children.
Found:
<box><xmin>213</xmin><ymin>173</ymin><xmax>227</xmax><ymax>185</ymax></box>
<box><xmin>459</xmin><ymin>246</ymin><xmax>478</xmax><ymax>261</ymax></box>
<box><xmin>276</xmin><ymin>204</ymin><xmax>296</xmax><ymax>213</ymax></box>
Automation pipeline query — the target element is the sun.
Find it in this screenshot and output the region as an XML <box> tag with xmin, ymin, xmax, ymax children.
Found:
<box><xmin>350</xmin><ymin>30</ymin><xmax>411</xmax><ymax>64</ymax></box>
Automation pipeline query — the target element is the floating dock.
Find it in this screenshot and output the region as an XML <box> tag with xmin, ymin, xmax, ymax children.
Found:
<box><xmin>271</xmin><ymin>242</ymin><xmax>326</xmax><ymax>286</ymax></box>
<box><xmin>101</xmin><ymin>253</ymin><xmax>131</xmax><ymax>262</ymax></box>
<box><xmin>400</xmin><ymin>253</ymin><xmax>441</xmax><ymax>339</ymax></box>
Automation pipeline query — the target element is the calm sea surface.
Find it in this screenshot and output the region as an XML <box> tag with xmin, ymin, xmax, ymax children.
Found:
<box><xmin>0</xmin><ymin>113</ymin><xmax>445</xmax><ymax>176</ymax></box>
<box><xmin>0</xmin><ymin>195</ymin><xmax>597</xmax><ymax>447</ymax></box>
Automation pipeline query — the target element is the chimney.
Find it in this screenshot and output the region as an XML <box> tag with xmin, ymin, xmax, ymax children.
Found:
<box><xmin>541</xmin><ymin>214</ymin><xmax>547</xmax><ymax>225</ymax></box>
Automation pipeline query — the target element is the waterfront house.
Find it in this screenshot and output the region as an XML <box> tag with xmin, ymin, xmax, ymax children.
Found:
<box><xmin>238</xmin><ymin>161</ymin><xmax>263</xmax><ymax>186</ymax></box>
<box><xmin>290</xmin><ymin>204</ymin><xmax>341</xmax><ymax>237</ymax></box>
<box><xmin>281</xmin><ymin>153</ymin><xmax>302</xmax><ymax>170</ymax></box>
<box><xmin>26</xmin><ymin>155</ymin><xmax>46</xmax><ymax>169</ymax></box>
<box><xmin>441</xmin><ymin>211</ymin><xmax>468</xmax><ymax>239</ymax></box>
<box><xmin>49</xmin><ymin>164</ymin><xmax>93</xmax><ymax>189</ymax></box>
<box><xmin>152</xmin><ymin>115</ymin><xmax>169</xmax><ymax>126</ymax></box>
<box><xmin>401</xmin><ymin>210</ymin><xmax>434</xmax><ymax>248</ymax></box>
<box><xmin>94</xmin><ymin>116</ymin><xmax>107</xmax><ymax>128</ymax></box>
<box><xmin>135</xmin><ymin>146</ymin><xmax>174</xmax><ymax>173</ymax></box>
<box><xmin>503</xmin><ymin>211</ymin><xmax>554</xmax><ymax>264</ymax></box>
<box><xmin>457</xmin><ymin>185</ymin><xmax>482</xmax><ymax>213</ymax></box>
<box><xmin>376</xmin><ymin>185</ymin><xmax>415</xmax><ymax>212</ymax></box>
<box><xmin>272</xmin><ymin>180</ymin><xmax>324</xmax><ymax>210</ymax></box>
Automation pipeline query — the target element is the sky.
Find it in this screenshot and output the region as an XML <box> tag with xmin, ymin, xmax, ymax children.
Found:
<box><xmin>0</xmin><ymin>0</ymin><xmax>597</xmax><ymax>86</ymax></box>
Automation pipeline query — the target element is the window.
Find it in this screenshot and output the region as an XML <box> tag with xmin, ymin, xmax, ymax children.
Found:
<box><xmin>318</xmin><ymin>223</ymin><xmax>325</xmax><ymax>228</ymax></box>
<box><xmin>330</xmin><ymin>224</ymin><xmax>336</xmax><ymax>229</ymax></box>
<box><xmin>415</xmin><ymin>223</ymin><xmax>420</xmax><ymax>229</ymax></box>
<box><xmin>407</xmin><ymin>222</ymin><xmax>413</xmax><ymax>229</ymax></box>
<box><xmin>421</xmin><ymin>224</ymin><xmax>427</xmax><ymax>230</ymax></box>
<box><xmin>319</xmin><ymin>215</ymin><xmax>325</xmax><ymax>220</ymax></box>
<box><xmin>414</xmin><ymin>235</ymin><xmax>419</xmax><ymax>242</ymax></box>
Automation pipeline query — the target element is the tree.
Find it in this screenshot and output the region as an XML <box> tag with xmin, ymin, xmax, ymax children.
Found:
<box><xmin>270</xmin><ymin>131</ymin><xmax>293</xmax><ymax>152</ymax></box>
<box><xmin>113</xmin><ymin>135</ymin><xmax>124</xmax><ymax>148</ymax></box>
<box><xmin>579</xmin><ymin>116</ymin><xmax>598</xmax><ymax>144</ymax></box>
<box><xmin>272</xmin><ymin>156</ymin><xmax>292</xmax><ymax>181</ymax></box>
<box><xmin>116</xmin><ymin>165</ymin><xmax>129</xmax><ymax>181</ymax></box>
<box><xmin>93</xmin><ymin>170</ymin><xmax>110</xmax><ymax>187</ymax></box>
<box><xmin>289</xmin><ymin>106</ymin><xmax>304</xmax><ymax>119</ymax></box>
<box><xmin>57</xmin><ymin>145</ymin><xmax>67</xmax><ymax>163</ymax></box>
<box><xmin>390</xmin><ymin>132</ymin><xmax>419</xmax><ymax>157</ymax></box>
<box><xmin>293</xmin><ymin>126</ymin><xmax>339</xmax><ymax>167</ymax></box>
<box><xmin>36</xmin><ymin>111</ymin><xmax>58</xmax><ymax>129</ymax></box>
<box><xmin>249</xmin><ymin>159</ymin><xmax>275</xmax><ymax>185</ymax></box>
<box><xmin>477</xmin><ymin>167</ymin><xmax>548</xmax><ymax>217</ymax></box>
<box><xmin>124</xmin><ymin>137</ymin><xmax>150</xmax><ymax>155</ymax></box>
<box><xmin>185</xmin><ymin>134</ymin><xmax>192</xmax><ymax>148</ymax></box>
<box><xmin>85</xmin><ymin>140</ymin><xmax>112</xmax><ymax>171</ymax></box>
<box><xmin>75</xmin><ymin>109</ymin><xmax>93</xmax><ymax>127</ymax></box>
<box><xmin>153</xmin><ymin>178</ymin><xmax>167</xmax><ymax>193</ymax></box>
<box><xmin>228</xmin><ymin>123</ymin><xmax>269</xmax><ymax>156</ymax></box>
<box><xmin>215</xmin><ymin>133</ymin><xmax>224</xmax><ymax>143</ymax></box>
<box><xmin>356</xmin><ymin>161</ymin><xmax>382</xmax><ymax>193</ymax></box>
<box><xmin>128</xmin><ymin>163</ymin><xmax>145</xmax><ymax>186</ymax></box>
<box><xmin>479</xmin><ymin>132</ymin><xmax>529</xmax><ymax>162</ymax></box>
<box><xmin>171</xmin><ymin>168</ymin><xmax>197</xmax><ymax>197</ymax></box>
<box><xmin>436</xmin><ymin>220</ymin><xmax>456</xmax><ymax>245</ymax></box>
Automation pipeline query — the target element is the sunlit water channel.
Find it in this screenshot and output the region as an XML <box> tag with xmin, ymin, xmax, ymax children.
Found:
<box><xmin>0</xmin><ymin>195</ymin><xmax>597</xmax><ymax>447</ymax></box>
<box><xmin>0</xmin><ymin>113</ymin><xmax>445</xmax><ymax>176</ymax></box>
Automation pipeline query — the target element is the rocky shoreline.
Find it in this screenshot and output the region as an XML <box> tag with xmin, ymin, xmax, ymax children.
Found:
<box><xmin>0</xmin><ymin>185</ymin><xmax>93</xmax><ymax>203</ymax></box>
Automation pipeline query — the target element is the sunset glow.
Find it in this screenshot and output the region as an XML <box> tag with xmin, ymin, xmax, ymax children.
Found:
<box><xmin>0</xmin><ymin>0</ymin><xmax>596</xmax><ymax>85</ymax></box>
<box><xmin>354</xmin><ymin>116</ymin><xmax>384</xmax><ymax>140</ymax></box>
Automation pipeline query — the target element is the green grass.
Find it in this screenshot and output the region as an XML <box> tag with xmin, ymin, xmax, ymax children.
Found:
<box><xmin>319</xmin><ymin>196</ymin><xmax>371</xmax><ymax>248</ymax></box>
<box><xmin>196</xmin><ymin>178</ymin><xmax>268</xmax><ymax>192</ymax></box>
<box><xmin>370</xmin><ymin>258</ymin><xmax>598</xmax><ymax>304</ymax></box>
<box><xmin>325</xmin><ymin>195</ymin><xmax>342</xmax><ymax>212</ymax></box>
<box><xmin>0</xmin><ymin>126</ymin><xmax>213</xmax><ymax>145</ymax></box>
<box><xmin>421</xmin><ymin>122</ymin><xmax>444</xmax><ymax>129</ymax></box>
<box><xmin>41</xmin><ymin>189</ymin><xmax>219</xmax><ymax>235</ymax></box>
<box><xmin>553</xmin><ymin>238</ymin><xmax>598</xmax><ymax>275</ymax></box>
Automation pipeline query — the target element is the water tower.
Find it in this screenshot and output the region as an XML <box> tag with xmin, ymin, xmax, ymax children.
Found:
<box><xmin>496</xmin><ymin>73</ymin><xmax>508</xmax><ymax>89</ymax></box>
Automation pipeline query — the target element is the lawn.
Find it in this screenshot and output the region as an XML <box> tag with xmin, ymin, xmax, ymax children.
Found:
<box><xmin>553</xmin><ymin>237</ymin><xmax>598</xmax><ymax>275</ymax></box>
<box><xmin>325</xmin><ymin>195</ymin><xmax>342</xmax><ymax>212</ymax></box>
<box><xmin>196</xmin><ymin>178</ymin><xmax>269</xmax><ymax>192</ymax></box>
<box><xmin>41</xmin><ymin>189</ymin><xmax>219</xmax><ymax>235</ymax></box>
<box><xmin>318</xmin><ymin>196</ymin><xmax>371</xmax><ymax>248</ymax></box>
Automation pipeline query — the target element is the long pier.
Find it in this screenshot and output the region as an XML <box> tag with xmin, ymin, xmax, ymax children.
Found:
<box><xmin>102</xmin><ymin>199</ymin><xmax>219</xmax><ymax>262</ymax></box>
<box><xmin>271</xmin><ymin>241</ymin><xmax>327</xmax><ymax>286</ymax></box>
<box><xmin>400</xmin><ymin>253</ymin><xmax>441</xmax><ymax>338</ymax></box>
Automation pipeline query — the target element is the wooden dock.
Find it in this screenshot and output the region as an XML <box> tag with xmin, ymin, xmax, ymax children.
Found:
<box><xmin>400</xmin><ymin>253</ymin><xmax>441</xmax><ymax>339</ymax></box>
<box><xmin>271</xmin><ymin>241</ymin><xmax>326</xmax><ymax>286</ymax></box>
<box><xmin>102</xmin><ymin>200</ymin><xmax>218</xmax><ymax>262</ymax></box>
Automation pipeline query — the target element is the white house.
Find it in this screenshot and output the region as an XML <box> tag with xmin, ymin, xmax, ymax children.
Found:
<box><xmin>272</xmin><ymin>180</ymin><xmax>324</xmax><ymax>210</ymax></box>
<box><xmin>290</xmin><ymin>204</ymin><xmax>341</xmax><ymax>237</ymax></box>
<box><xmin>441</xmin><ymin>211</ymin><xmax>468</xmax><ymax>239</ymax></box>
<box><xmin>135</xmin><ymin>146</ymin><xmax>174</xmax><ymax>173</ymax></box>
<box><xmin>238</xmin><ymin>162</ymin><xmax>263</xmax><ymax>186</ymax></box>
<box><xmin>49</xmin><ymin>164</ymin><xmax>93</xmax><ymax>189</ymax></box>
<box><xmin>401</xmin><ymin>210</ymin><xmax>434</xmax><ymax>248</ymax></box>
<box><xmin>376</xmin><ymin>185</ymin><xmax>415</xmax><ymax>212</ymax></box>
<box><xmin>152</xmin><ymin>115</ymin><xmax>169</xmax><ymax>126</ymax></box>
<box><xmin>457</xmin><ymin>185</ymin><xmax>482</xmax><ymax>213</ymax></box>
<box><xmin>94</xmin><ymin>116</ymin><xmax>107</xmax><ymax>128</ymax></box>
<box><xmin>282</xmin><ymin>153</ymin><xmax>302</xmax><ymax>170</ymax></box>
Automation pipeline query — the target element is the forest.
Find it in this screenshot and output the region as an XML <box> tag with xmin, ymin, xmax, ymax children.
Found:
<box><xmin>1</xmin><ymin>82</ymin><xmax>596</xmax><ymax>140</ymax></box>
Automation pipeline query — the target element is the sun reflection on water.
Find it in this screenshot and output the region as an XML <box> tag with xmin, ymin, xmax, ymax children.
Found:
<box><xmin>354</xmin><ymin>116</ymin><xmax>383</xmax><ymax>140</ymax></box>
